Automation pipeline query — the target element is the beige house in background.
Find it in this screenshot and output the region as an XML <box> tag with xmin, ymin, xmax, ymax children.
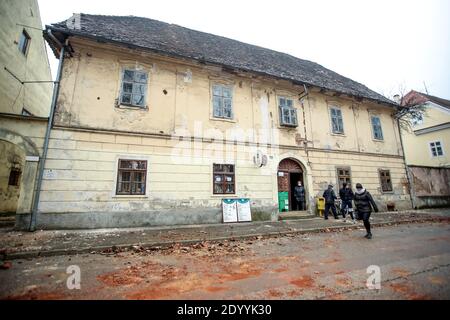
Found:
<box><xmin>10</xmin><ymin>13</ymin><xmax>413</xmax><ymax>230</ymax></box>
<box><xmin>400</xmin><ymin>90</ymin><xmax>450</xmax><ymax>208</ymax></box>
<box><xmin>0</xmin><ymin>0</ymin><xmax>52</xmax><ymax>215</ymax></box>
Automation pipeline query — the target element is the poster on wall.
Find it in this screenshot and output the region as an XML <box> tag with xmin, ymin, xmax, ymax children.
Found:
<box><xmin>237</xmin><ymin>198</ymin><xmax>252</xmax><ymax>222</ymax></box>
<box><xmin>222</xmin><ymin>199</ymin><xmax>238</xmax><ymax>223</ymax></box>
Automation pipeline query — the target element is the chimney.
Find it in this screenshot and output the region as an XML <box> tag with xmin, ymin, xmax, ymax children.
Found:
<box><xmin>393</xmin><ymin>94</ymin><xmax>401</xmax><ymax>104</ymax></box>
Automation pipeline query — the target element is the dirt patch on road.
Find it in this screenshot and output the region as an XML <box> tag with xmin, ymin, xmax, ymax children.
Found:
<box><xmin>290</xmin><ymin>275</ymin><xmax>315</xmax><ymax>289</ymax></box>
<box><xmin>389</xmin><ymin>282</ymin><xmax>430</xmax><ymax>300</ymax></box>
<box><xmin>4</xmin><ymin>285</ymin><xmax>66</xmax><ymax>300</ymax></box>
<box><xmin>391</xmin><ymin>268</ymin><xmax>410</xmax><ymax>278</ymax></box>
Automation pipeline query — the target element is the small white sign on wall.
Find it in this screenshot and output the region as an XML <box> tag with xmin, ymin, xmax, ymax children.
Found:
<box><xmin>43</xmin><ymin>169</ymin><xmax>57</xmax><ymax>179</ymax></box>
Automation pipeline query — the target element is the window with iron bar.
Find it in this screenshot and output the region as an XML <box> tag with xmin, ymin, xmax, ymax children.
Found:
<box><xmin>8</xmin><ymin>168</ymin><xmax>21</xmax><ymax>186</ymax></box>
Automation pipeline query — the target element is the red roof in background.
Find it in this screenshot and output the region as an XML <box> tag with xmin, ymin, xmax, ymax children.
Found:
<box><xmin>403</xmin><ymin>90</ymin><xmax>450</xmax><ymax>110</ymax></box>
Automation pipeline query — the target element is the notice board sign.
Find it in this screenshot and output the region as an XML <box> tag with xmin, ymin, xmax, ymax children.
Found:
<box><xmin>222</xmin><ymin>199</ymin><xmax>238</xmax><ymax>223</ymax></box>
<box><xmin>222</xmin><ymin>198</ymin><xmax>252</xmax><ymax>223</ymax></box>
<box><xmin>236</xmin><ymin>198</ymin><xmax>252</xmax><ymax>222</ymax></box>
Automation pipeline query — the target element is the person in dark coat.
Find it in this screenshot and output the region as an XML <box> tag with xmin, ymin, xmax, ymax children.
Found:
<box><xmin>339</xmin><ymin>182</ymin><xmax>355</xmax><ymax>222</ymax></box>
<box><xmin>322</xmin><ymin>184</ymin><xmax>338</xmax><ymax>220</ymax></box>
<box><xmin>294</xmin><ymin>181</ymin><xmax>306</xmax><ymax>210</ymax></box>
<box><xmin>354</xmin><ymin>183</ymin><xmax>378</xmax><ymax>239</ymax></box>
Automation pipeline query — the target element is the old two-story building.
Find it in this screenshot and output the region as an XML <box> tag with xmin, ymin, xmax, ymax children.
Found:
<box><xmin>0</xmin><ymin>0</ymin><xmax>52</xmax><ymax>219</ymax></box>
<box><xmin>15</xmin><ymin>13</ymin><xmax>412</xmax><ymax>229</ymax></box>
<box><xmin>399</xmin><ymin>90</ymin><xmax>450</xmax><ymax>208</ymax></box>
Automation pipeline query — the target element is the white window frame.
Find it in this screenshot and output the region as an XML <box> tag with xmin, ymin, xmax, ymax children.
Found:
<box><xmin>429</xmin><ymin>140</ymin><xmax>444</xmax><ymax>157</ymax></box>
<box><xmin>370</xmin><ymin>115</ymin><xmax>384</xmax><ymax>140</ymax></box>
<box><xmin>278</xmin><ymin>97</ymin><xmax>298</xmax><ymax>127</ymax></box>
<box><xmin>212</xmin><ymin>84</ymin><xmax>233</xmax><ymax>120</ymax></box>
<box><xmin>330</xmin><ymin>106</ymin><xmax>344</xmax><ymax>134</ymax></box>
<box><xmin>119</xmin><ymin>68</ymin><xmax>148</xmax><ymax>108</ymax></box>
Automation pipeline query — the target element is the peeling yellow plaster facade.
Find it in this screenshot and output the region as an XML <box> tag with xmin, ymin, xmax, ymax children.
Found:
<box><xmin>34</xmin><ymin>37</ymin><xmax>411</xmax><ymax>227</ymax></box>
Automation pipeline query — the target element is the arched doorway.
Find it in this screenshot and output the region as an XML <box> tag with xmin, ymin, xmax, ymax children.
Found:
<box><xmin>0</xmin><ymin>128</ymin><xmax>40</xmax><ymax>217</ymax></box>
<box><xmin>277</xmin><ymin>158</ymin><xmax>305</xmax><ymax>212</ymax></box>
<box><xmin>0</xmin><ymin>140</ymin><xmax>26</xmax><ymax>214</ymax></box>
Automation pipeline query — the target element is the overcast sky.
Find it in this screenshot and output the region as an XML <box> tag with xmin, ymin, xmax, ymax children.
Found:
<box><xmin>38</xmin><ymin>0</ymin><xmax>450</xmax><ymax>99</ymax></box>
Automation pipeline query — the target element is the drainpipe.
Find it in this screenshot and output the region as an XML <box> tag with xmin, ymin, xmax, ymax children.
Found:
<box><xmin>29</xmin><ymin>35</ymin><xmax>66</xmax><ymax>231</ymax></box>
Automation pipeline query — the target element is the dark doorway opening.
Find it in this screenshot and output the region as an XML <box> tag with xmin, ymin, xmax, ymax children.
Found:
<box><xmin>289</xmin><ymin>172</ymin><xmax>303</xmax><ymax>211</ymax></box>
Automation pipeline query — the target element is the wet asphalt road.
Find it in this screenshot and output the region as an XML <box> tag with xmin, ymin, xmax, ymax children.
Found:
<box><xmin>0</xmin><ymin>221</ymin><xmax>449</xmax><ymax>300</ymax></box>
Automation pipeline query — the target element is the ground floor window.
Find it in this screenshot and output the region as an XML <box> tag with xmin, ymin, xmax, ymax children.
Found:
<box><xmin>213</xmin><ymin>164</ymin><xmax>235</xmax><ymax>194</ymax></box>
<box><xmin>379</xmin><ymin>169</ymin><xmax>393</xmax><ymax>192</ymax></box>
<box><xmin>8</xmin><ymin>168</ymin><xmax>21</xmax><ymax>186</ymax></box>
<box><xmin>336</xmin><ymin>167</ymin><xmax>351</xmax><ymax>189</ymax></box>
<box><xmin>116</xmin><ymin>159</ymin><xmax>147</xmax><ymax>195</ymax></box>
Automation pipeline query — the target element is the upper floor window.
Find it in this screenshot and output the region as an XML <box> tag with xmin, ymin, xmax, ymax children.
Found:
<box><xmin>120</xmin><ymin>69</ymin><xmax>148</xmax><ymax>108</ymax></box>
<box><xmin>430</xmin><ymin>141</ymin><xmax>444</xmax><ymax>157</ymax></box>
<box><xmin>116</xmin><ymin>159</ymin><xmax>147</xmax><ymax>195</ymax></box>
<box><xmin>212</xmin><ymin>84</ymin><xmax>233</xmax><ymax>119</ymax></box>
<box><xmin>18</xmin><ymin>29</ymin><xmax>31</xmax><ymax>56</ymax></box>
<box><xmin>279</xmin><ymin>97</ymin><xmax>298</xmax><ymax>127</ymax></box>
<box><xmin>330</xmin><ymin>106</ymin><xmax>344</xmax><ymax>134</ymax></box>
<box><xmin>371</xmin><ymin>115</ymin><xmax>384</xmax><ymax>140</ymax></box>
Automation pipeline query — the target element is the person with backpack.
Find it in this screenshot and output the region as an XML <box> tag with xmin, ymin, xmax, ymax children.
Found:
<box><xmin>354</xmin><ymin>183</ymin><xmax>379</xmax><ymax>239</ymax></box>
<box><xmin>339</xmin><ymin>182</ymin><xmax>355</xmax><ymax>223</ymax></box>
<box><xmin>322</xmin><ymin>184</ymin><xmax>338</xmax><ymax>220</ymax></box>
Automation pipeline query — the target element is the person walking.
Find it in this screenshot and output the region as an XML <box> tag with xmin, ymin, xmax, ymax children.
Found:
<box><xmin>354</xmin><ymin>183</ymin><xmax>378</xmax><ymax>239</ymax></box>
<box><xmin>339</xmin><ymin>182</ymin><xmax>355</xmax><ymax>223</ymax></box>
<box><xmin>323</xmin><ymin>184</ymin><xmax>338</xmax><ymax>220</ymax></box>
<box><xmin>294</xmin><ymin>181</ymin><xmax>306</xmax><ymax>210</ymax></box>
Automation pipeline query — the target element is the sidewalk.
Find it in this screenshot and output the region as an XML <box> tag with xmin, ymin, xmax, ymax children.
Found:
<box><xmin>1</xmin><ymin>209</ymin><xmax>449</xmax><ymax>260</ymax></box>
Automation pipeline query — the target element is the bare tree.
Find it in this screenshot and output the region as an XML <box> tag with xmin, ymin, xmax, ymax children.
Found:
<box><xmin>384</xmin><ymin>85</ymin><xmax>427</xmax><ymax>132</ymax></box>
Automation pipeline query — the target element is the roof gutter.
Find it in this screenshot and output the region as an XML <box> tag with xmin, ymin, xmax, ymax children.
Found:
<box><xmin>29</xmin><ymin>35</ymin><xmax>66</xmax><ymax>231</ymax></box>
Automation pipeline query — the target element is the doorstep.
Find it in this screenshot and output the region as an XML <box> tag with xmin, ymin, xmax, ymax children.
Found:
<box><xmin>278</xmin><ymin>211</ymin><xmax>317</xmax><ymax>221</ymax></box>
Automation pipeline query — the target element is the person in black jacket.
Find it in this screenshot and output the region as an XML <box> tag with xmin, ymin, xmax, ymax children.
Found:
<box><xmin>354</xmin><ymin>183</ymin><xmax>378</xmax><ymax>239</ymax></box>
<box><xmin>294</xmin><ymin>181</ymin><xmax>306</xmax><ymax>210</ymax></box>
<box><xmin>339</xmin><ymin>182</ymin><xmax>355</xmax><ymax>222</ymax></box>
<box><xmin>322</xmin><ymin>184</ymin><xmax>338</xmax><ymax>220</ymax></box>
